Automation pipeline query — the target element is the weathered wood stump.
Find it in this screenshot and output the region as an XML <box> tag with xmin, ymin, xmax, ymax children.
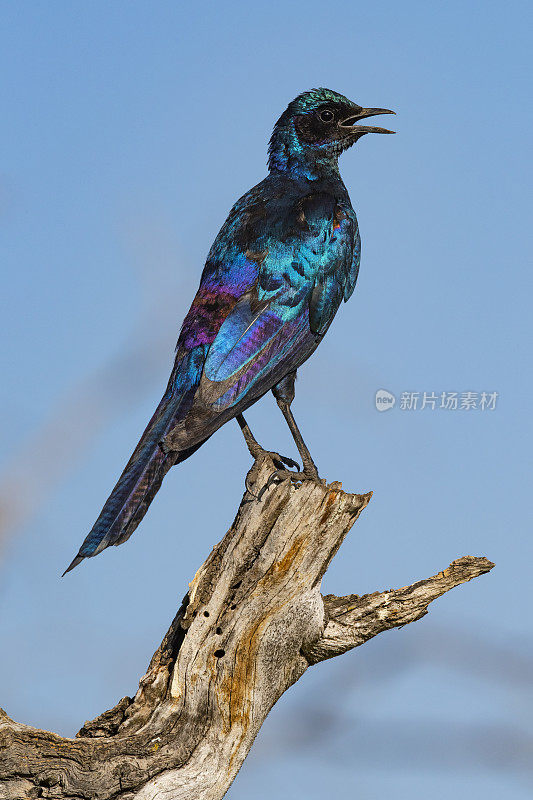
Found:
<box><xmin>0</xmin><ymin>457</ymin><xmax>493</xmax><ymax>799</ymax></box>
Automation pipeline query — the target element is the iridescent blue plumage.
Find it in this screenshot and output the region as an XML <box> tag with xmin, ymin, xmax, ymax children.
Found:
<box><xmin>63</xmin><ymin>88</ymin><xmax>394</xmax><ymax>574</ymax></box>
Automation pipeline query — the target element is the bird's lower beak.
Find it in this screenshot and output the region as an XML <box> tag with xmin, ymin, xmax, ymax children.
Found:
<box><xmin>339</xmin><ymin>107</ymin><xmax>395</xmax><ymax>135</ymax></box>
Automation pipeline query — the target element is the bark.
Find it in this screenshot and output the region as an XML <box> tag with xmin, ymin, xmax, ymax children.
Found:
<box><xmin>0</xmin><ymin>457</ymin><xmax>494</xmax><ymax>799</ymax></box>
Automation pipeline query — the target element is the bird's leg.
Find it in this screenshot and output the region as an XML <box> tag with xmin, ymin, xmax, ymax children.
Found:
<box><xmin>235</xmin><ymin>414</ymin><xmax>300</xmax><ymax>496</ymax></box>
<box><xmin>276</xmin><ymin>402</ymin><xmax>320</xmax><ymax>479</ymax></box>
<box><xmin>235</xmin><ymin>414</ymin><xmax>264</xmax><ymax>460</ymax></box>
<box><xmin>266</xmin><ymin>373</ymin><xmax>324</xmax><ymax>489</ymax></box>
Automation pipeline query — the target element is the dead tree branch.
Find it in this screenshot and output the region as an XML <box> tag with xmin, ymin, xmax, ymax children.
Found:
<box><xmin>0</xmin><ymin>457</ymin><xmax>494</xmax><ymax>799</ymax></box>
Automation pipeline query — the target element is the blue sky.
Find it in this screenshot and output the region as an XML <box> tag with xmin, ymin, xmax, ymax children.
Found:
<box><xmin>1</xmin><ymin>2</ymin><xmax>532</xmax><ymax>798</ymax></box>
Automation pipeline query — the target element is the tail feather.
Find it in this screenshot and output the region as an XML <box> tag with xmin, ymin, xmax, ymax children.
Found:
<box><xmin>62</xmin><ymin>555</ymin><xmax>84</xmax><ymax>575</ymax></box>
<box><xmin>62</xmin><ymin>345</ymin><xmax>209</xmax><ymax>576</ymax></box>
<box><xmin>62</xmin><ymin>346</ymin><xmax>217</xmax><ymax>576</ymax></box>
<box><xmin>118</xmin><ymin>439</ymin><xmax>206</xmax><ymax>545</ymax></box>
<box><xmin>62</xmin><ymin>395</ymin><xmax>177</xmax><ymax>575</ymax></box>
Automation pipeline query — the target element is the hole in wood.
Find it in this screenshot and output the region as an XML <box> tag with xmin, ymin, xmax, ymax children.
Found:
<box><xmin>216</xmin><ymin>627</ymin><xmax>222</xmax><ymax>635</ymax></box>
<box><xmin>214</xmin><ymin>649</ymin><xmax>225</xmax><ymax>658</ymax></box>
<box><xmin>203</xmin><ymin>611</ymin><xmax>210</xmax><ymax>617</ymax></box>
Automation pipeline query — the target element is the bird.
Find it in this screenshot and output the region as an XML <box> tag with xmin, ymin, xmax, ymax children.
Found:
<box><xmin>63</xmin><ymin>88</ymin><xmax>394</xmax><ymax>575</ymax></box>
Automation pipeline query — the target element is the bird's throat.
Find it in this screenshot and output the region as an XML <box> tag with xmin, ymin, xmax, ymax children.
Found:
<box><xmin>268</xmin><ymin>121</ymin><xmax>341</xmax><ymax>180</ymax></box>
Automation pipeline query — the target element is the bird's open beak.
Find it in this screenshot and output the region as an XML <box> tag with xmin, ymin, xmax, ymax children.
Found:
<box><xmin>339</xmin><ymin>107</ymin><xmax>395</xmax><ymax>135</ymax></box>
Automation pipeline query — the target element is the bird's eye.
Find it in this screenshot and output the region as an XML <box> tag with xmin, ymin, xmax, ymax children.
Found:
<box><xmin>319</xmin><ymin>109</ymin><xmax>334</xmax><ymax>122</ymax></box>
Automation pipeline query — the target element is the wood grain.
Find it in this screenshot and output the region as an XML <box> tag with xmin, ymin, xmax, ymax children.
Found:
<box><xmin>0</xmin><ymin>456</ymin><xmax>494</xmax><ymax>799</ymax></box>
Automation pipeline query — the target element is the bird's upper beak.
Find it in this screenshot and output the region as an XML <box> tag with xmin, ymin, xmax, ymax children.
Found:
<box><xmin>339</xmin><ymin>107</ymin><xmax>395</xmax><ymax>135</ymax></box>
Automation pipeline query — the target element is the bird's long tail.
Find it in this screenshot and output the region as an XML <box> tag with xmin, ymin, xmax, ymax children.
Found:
<box><xmin>62</xmin><ymin>354</ymin><xmax>204</xmax><ymax>575</ymax></box>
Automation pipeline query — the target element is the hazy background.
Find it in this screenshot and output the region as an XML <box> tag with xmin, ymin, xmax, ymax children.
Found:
<box><xmin>1</xmin><ymin>2</ymin><xmax>531</xmax><ymax>798</ymax></box>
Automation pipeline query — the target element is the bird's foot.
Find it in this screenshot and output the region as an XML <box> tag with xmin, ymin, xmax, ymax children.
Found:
<box><xmin>258</xmin><ymin>463</ymin><xmax>325</xmax><ymax>500</ymax></box>
<box><xmin>245</xmin><ymin>449</ymin><xmax>300</xmax><ymax>498</ymax></box>
<box><xmin>259</xmin><ymin>450</ymin><xmax>300</xmax><ymax>471</ymax></box>
<box><xmin>245</xmin><ymin>437</ymin><xmax>299</xmax><ymax>471</ymax></box>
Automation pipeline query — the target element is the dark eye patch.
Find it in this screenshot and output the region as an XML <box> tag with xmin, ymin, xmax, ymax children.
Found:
<box><xmin>294</xmin><ymin>114</ymin><xmax>330</xmax><ymax>145</ymax></box>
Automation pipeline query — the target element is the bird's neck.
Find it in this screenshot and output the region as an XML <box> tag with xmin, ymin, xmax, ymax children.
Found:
<box><xmin>268</xmin><ymin>121</ymin><xmax>340</xmax><ymax>181</ymax></box>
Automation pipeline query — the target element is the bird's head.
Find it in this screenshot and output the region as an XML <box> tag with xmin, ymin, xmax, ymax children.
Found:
<box><xmin>268</xmin><ymin>88</ymin><xmax>394</xmax><ymax>178</ymax></box>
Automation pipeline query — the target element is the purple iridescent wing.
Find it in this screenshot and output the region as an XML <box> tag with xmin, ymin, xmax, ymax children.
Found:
<box><xmin>165</xmin><ymin>189</ymin><xmax>357</xmax><ymax>450</ymax></box>
<box><xmin>196</xmin><ymin>192</ymin><xmax>357</xmax><ymax>410</ymax></box>
<box><xmin>198</xmin><ymin>290</ymin><xmax>312</xmax><ymax>411</ymax></box>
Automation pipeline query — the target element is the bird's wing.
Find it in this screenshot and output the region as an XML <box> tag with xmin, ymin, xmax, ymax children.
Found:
<box><xmin>197</xmin><ymin>287</ymin><xmax>311</xmax><ymax>411</ymax></box>
<box><xmin>165</xmin><ymin>190</ymin><xmax>357</xmax><ymax>450</ymax></box>
<box><xmin>343</xmin><ymin>224</ymin><xmax>361</xmax><ymax>302</ymax></box>
<box><xmin>196</xmin><ymin>191</ymin><xmax>357</xmax><ymax>412</ymax></box>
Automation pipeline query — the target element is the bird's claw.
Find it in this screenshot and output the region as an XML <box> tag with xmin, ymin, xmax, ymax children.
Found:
<box><xmin>257</xmin><ymin>466</ymin><xmax>324</xmax><ymax>500</ymax></box>
<box><xmin>250</xmin><ymin>449</ymin><xmax>299</xmax><ymax>472</ymax></box>
<box><xmin>244</xmin><ymin>450</ymin><xmax>300</xmax><ymax>499</ymax></box>
<box><xmin>245</xmin><ymin>450</ymin><xmax>300</xmax><ymax>498</ymax></box>
<box><xmin>273</xmin><ymin>453</ymin><xmax>300</xmax><ymax>470</ymax></box>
